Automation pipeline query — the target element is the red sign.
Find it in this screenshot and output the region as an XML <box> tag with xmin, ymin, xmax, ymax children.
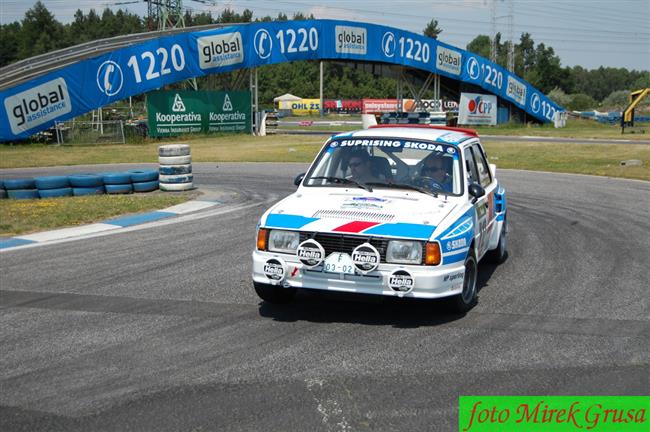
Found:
<box><xmin>362</xmin><ymin>99</ymin><xmax>399</xmax><ymax>114</ymax></box>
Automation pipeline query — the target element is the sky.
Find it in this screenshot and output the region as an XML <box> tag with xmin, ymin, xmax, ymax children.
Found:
<box><xmin>1</xmin><ymin>0</ymin><xmax>649</xmax><ymax>71</ymax></box>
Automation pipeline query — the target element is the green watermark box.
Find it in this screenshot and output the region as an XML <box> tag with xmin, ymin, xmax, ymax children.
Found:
<box><xmin>459</xmin><ymin>396</ymin><xmax>649</xmax><ymax>431</ymax></box>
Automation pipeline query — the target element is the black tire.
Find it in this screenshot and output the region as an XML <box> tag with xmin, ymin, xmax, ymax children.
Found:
<box><xmin>486</xmin><ymin>218</ymin><xmax>508</xmax><ymax>264</ymax></box>
<box><xmin>449</xmin><ymin>250</ymin><xmax>478</xmax><ymax>313</ymax></box>
<box><xmin>254</xmin><ymin>282</ymin><xmax>296</xmax><ymax>304</ymax></box>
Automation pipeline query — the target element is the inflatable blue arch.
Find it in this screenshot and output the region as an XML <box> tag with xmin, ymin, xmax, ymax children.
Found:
<box><xmin>0</xmin><ymin>19</ymin><xmax>563</xmax><ymax>141</ymax></box>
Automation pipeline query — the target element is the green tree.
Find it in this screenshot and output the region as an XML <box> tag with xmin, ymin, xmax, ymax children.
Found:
<box><xmin>547</xmin><ymin>87</ymin><xmax>572</xmax><ymax>107</ymax></box>
<box><xmin>18</xmin><ymin>1</ymin><xmax>67</xmax><ymax>58</ymax></box>
<box><xmin>423</xmin><ymin>19</ymin><xmax>442</xmax><ymax>39</ymax></box>
<box><xmin>567</xmin><ymin>93</ymin><xmax>597</xmax><ymax>111</ymax></box>
<box><xmin>466</xmin><ymin>34</ymin><xmax>491</xmax><ymax>59</ymax></box>
<box><xmin>0</xmin><ymin>22</ymin><xmax>21</xmax><ymax>66</ymax></box>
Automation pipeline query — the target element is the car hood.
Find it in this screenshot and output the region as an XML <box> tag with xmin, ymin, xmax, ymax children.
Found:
<box><xmin>262</xmin><ymin>187</ymin><xmax>458</xmax><ymax>240</ymax></box>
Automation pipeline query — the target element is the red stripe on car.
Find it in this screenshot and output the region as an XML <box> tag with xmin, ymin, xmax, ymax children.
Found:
<box><xmin>332</xmin><ymin>221</ymin><xmax>380</xmax><ymax>233</ymax></box>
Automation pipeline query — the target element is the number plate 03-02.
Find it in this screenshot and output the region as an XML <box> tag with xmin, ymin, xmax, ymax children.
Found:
<box><xmin>323</xmin><ymin>253</ymin><xmax>355</xmax><ymax>275</ymax></box>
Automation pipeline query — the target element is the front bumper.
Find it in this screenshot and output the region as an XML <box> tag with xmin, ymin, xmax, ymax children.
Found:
<box><xmin>252</xmin><ymin>250</ymin><xmax>466</xmax><ymax>299</ymax></box>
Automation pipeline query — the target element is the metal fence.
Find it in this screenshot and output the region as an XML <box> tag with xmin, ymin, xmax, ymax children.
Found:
<box><xmin>55</xmin><ymin>120</ymin><xmax>125</xmax><ymax>145</ymax></box>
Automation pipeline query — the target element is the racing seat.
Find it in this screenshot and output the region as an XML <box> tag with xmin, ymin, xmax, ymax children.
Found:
<box><xmin>369</xmin><ymin>156</ymin><xmax>393</xmax><ymax>181</ymax></box>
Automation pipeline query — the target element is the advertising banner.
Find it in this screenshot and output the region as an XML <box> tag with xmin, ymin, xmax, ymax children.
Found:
<box><xmin>147</xmin><ymin>90</ymin><xmax>250</xmax><ymax>137</ymax></box>
<box><xmin>458</xmin><ymin>93</ymin><xmax>497</xmax><ymax>125</ymax></box>
<box><xmin>278</xmin><ymin>98</ymin><xmax>321</xmax><ymax>115</ymax></box>
<box><xmin>403</xmin><ymin>99</ymin><xmax>443</xmax><ymax>112</ymax></box>
<box><xmin>362</xmin><ymin>99</ymin><xmax>399</xmax><ymax>114</ymax></box>
<box><xmin>0</xmin><ymin>19</ymin><xmax>563</xmax><ymax>141</ymax></box>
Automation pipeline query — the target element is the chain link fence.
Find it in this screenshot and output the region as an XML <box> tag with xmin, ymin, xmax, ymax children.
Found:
<box><xmin>54</xmin><ymin>120</ymin><xmax>125</xmax><ymax>145</ymax></box>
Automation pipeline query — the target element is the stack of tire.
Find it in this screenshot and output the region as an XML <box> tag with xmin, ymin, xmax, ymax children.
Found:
<box><xmin>3</xmin><ymin>178</ymin><xmax>39</xmax><ymax>199</ymax></box>
<box><xmin>159</xmin><ymin>144</ymin><xmax>193</xmax><ymax>191</ymax></box>
<box><xmin>68</xmin><ymin>174</ymin><xmax>105</xmax><ymax>196</ymax></box>
<box><xmin>34</xmin><ymin>176</ymin><xmax>72</xmax><ymax>198</ymax></box>
<box><xmin>128</xmin><ymin>169</ymin><xmax>159</xmax><ymax>192</ymax></box>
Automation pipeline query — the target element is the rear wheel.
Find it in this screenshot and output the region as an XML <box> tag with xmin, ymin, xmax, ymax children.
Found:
<box><xmin>254</xmin><ymin>282</ymin><xmax>297</xmax><ymax>304</ymax></box>
<box><xmin>449</xmin><ymin>250</ymin><xmax>478</xmax><ymax>313</ymax></box>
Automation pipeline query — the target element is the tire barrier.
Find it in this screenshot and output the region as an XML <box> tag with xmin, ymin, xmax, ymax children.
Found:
<box><xmin>34</xmin><ymin>176</ymin><xmax>70</xmax><ymax>190</ymax></box>
<box><xmin>159</xmin><ymin>144</ymin><xmax>193</xmax><ymax>192</ymax></box>
<box><xmin>128</xmin><ymin>169</ymin><xmax>159</xmax><ymax>183</ymax></box>
<box><xmin>159</xmin><ymin>164</ymin><xmax>192</xmax><ymax>175</ymax></box>
<box><xmin>68</xmin><ymin>174</ymin><xmax>104</xmax><ymax>188</ymax></box>
<box><xmin>158</xmin><ymin>144</ymin><xmax>190</xmax><ymax>157</ymax></box>
<box><xmin>158</xmin><ymin>155</ymin><xmax>192</xmax><ymax>165</ymax></box>
<box><xmin>4</xmin><ymin>170</ymin><xmax>160</xmax><ymax>199</ymax></box>
<box><xmin>105</xmin><ymin>184</ymin><xmax>133</xmax><ymax>195</ymax></box>
<box><xmin>7</xmin><ymin>189</ymin><xmax>40</xmax><ymax>199</ymax></box>
<box><xmin>102</xmin><ymin>172</ymin><xmax>132</xmax><ymax>185</ymax></box>
<box><xmin>73</xmin><ymin>186</ymin><xmax>105</xmax><ymax>196</ymax></box>
<box><xmin>133</xmin><ymin>180</ymin><xmax>160</xmax><ymax>193</ymax></box>
<box><xmin>4</xmin><ymin>178</ymin><xmax>36</xmax><ymax>190</ymax></box>
<box><xmin>38</xmin><ymin>187</ymin><xmax>73</xmax><ymax>198</ymax></box>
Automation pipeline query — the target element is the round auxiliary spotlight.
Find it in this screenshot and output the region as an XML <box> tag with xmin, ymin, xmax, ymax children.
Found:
<box><xmin>388</xmin><ymin>270</ymin><xmax>415</xmax><ymax>293</ymax></box>
<box><xmin>263</xmin><ymin>258</ymin><xmax>286</xmax><ymax>284</ymax></box>
<box><xmin>296</xmin><ymin>239</ymin><xmax>325</xmax><ymax>268</ymax></box>
<box><xmin>351</xmin><ymin>242</ymin><xmax>380</xmax><ymax>274</ymax></box>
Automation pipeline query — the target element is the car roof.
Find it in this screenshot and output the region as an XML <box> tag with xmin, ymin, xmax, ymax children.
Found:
<box><xmin>332</xmin><ymin>125</ymin><xmax>479</xmax><ymax>147</ymax></box>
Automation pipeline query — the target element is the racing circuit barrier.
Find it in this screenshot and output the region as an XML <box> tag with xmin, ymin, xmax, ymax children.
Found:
<box><xmin>0</xmin><ymin>170</ymin><xmax>159</xmax><ymax>199</ymax></box>
<box><xmin>159</xmin><ymin>144</ymin><xmax>193</xmax><ymax>191</ymax></box>
<box><xmin>0</xmin><ymin>20</ymin><xmax>564</xmax><ymax>142</ymax></box>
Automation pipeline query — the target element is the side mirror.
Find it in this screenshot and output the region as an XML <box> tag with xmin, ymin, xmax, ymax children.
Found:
<box><xmin>468</xmin><ymin>183</ymin><xmax>485</xmax><ymax>203</ymax></box>
<box><xmin>294</xmin><ymin>173</ymin><xmax>306</xmax><ymax>187</ymax></box>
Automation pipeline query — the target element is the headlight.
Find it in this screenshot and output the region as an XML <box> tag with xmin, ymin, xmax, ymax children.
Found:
<box><xmin>268</xmin><ymin>229</ymin><xmax>300</xmax><ymax>253</ymax></box>
<box><xmin>386</xmin><ymin>240</ymin><xmax>422</xmax><ymax>264</ymax></box>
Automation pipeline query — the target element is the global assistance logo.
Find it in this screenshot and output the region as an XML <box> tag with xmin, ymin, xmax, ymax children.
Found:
<box><xmin>436</xmin><ymin>46</ymin><xmax>462</xmax><ymax>76</ymax></box>
<box><xmin>335</xmin><ymin>25</ymin><xmax>367</xmax><ymax>55</ymax></box>
<box><xmin>3</xmin><ymin>77</ymin><xmax>72</xmax><ymax>135</ymax></box>
<box><xmin>197</xmin><ymin>32</ymin><xmax>244</xmax><ymax>70</ymax></box>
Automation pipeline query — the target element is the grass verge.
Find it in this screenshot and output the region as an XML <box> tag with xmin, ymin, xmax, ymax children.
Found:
<box><xmin>482</xmin><ymin>141</ymin><xmax>650</xmax><ymax>180</ymax></box>
<box><xmin>2</xmin><ymin>134</ymin><xmax>648</xmax><ymax>181</ymax></box>
<box><xmin>0</xmin><ymin>191</ymin><xmax>196</xmax><ymax>237</ymax></box>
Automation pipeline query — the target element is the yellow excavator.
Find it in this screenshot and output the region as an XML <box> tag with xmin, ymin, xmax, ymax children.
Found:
<box><xmin>621</xmin><ymin>88</ymin><xmax>649</xmax><ymax>133</ymax></box>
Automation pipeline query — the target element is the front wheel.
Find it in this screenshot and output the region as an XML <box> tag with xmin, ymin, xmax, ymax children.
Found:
<box><xmin>254</xmin><ymin>282</ymin><xmax>297</xmax><ymax>304</ymax></box>
<box><xmin>449</xmin><ymin>251</ymin><xmax>478</xmax><ymax>313</ymax></box>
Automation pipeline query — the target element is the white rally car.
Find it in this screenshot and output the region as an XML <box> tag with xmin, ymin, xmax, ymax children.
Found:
<box><xmin>252</xmin><ymin>125</ymin><xmax>507</xmax><ymax>312</ymax></box>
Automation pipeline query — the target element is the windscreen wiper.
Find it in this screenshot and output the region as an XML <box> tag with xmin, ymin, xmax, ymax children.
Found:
<box><xmin>366</xmin><ymin>181</ymin><xmax>438</xmax><ymax>197</ymax></box>
<box><xmin>309</xmin><ymin>176</ymin><xmax>373</xmax><ymax>192</ymax></box>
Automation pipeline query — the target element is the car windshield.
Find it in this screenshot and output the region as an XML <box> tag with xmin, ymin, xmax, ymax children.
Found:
<box><xmin>303</xmin><ymin>137</ymin><xmax>463</xmax><ymax>196</ymax></box>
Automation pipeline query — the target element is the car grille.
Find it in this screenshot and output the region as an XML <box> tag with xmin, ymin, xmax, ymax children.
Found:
<box><xmin>299</xmin><ymin>232</ymin><xmax>424</xmax><ymax>264</ymax></box>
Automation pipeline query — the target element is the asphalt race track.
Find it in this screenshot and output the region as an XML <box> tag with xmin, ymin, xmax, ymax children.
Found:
<box><xmin>1</xmin><ymin>163</ymin><xmax>649</xmax><ymax>431</ymax></box>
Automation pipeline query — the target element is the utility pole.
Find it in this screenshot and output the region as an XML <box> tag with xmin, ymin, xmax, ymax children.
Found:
<box><xmin>490</xmin><ymin>0</ymin><xmax>497</xmax><ymax>63</ymax></box>
<box><xmin>507</xmin><ymin>0</ymin><xmax>514</xmax><ymax>72</ymax></box>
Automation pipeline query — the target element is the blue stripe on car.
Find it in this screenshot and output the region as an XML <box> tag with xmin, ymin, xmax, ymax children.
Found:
<box><xmin>363</xmin><ymin>222</ymin><xmax>436</xmax><ymax>239</ymax></box>
<box><xmin>443</xmin><ymin>249</ymin><xmax>469</xmax><ymax>264</ymax></box>
<box><xmin>265</xmin><ymin>214</ymin><xmax>319</xmax><ymax>229</ymax></box>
